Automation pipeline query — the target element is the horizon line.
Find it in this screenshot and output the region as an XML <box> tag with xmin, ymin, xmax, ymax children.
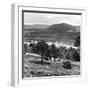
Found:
<box><xmin>24</xmin><ymin>22</ymin><xmax>80</xmax><ymax>26</ymax></box>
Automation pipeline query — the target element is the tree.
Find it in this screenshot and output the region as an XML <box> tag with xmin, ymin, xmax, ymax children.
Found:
<box><xmin>29</xmin><ymin>43</ymin><xmax>37</xmax><ymax>53</ymax></box>
<box><xmin>59</xmin><ymin>46</ymin><xmax>67</xmax><ymax>61</ymax></box>
<box><xmin>50</xmin><ymin>44</ymin><xmax>58</xmax><ymax>62</ymax></box>
<box><xmin>73</xmin><ymin>51</ymin><xmax>80</xmax><ymax>61</ymax></box>
<box><xmin>44</xmin><ymin>48</ymin><xmax>50</xmax><ymax>61</ymax></box>
<box><xmin>74</xmin><ymin>35</ymin><xmax>80</xmax><ymax>47</ymax></box>
<box><xmin>24</xmin><ymin>44</ymin><xmax>28</xmax><ymax>53</ymax></box>
<box><xmin>73</xmin><ymin>35</ymin><xmax>80</xmax><ymax>61</ymax></box>
<box><xmin>66</xmin><ymin>52</ymin><xmax>71</xmax><ymax>60</ymax></box>
<box><xmin>36</xmin><ymin>41</ymin><xmax>49</xmax><ymax>63</ymax></box>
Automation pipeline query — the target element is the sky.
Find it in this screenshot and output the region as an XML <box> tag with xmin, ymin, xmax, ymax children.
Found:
<box><xmin>24</xmin><ymin>12</ymin><xmax>81</xmax><ymax>26</ymax></box>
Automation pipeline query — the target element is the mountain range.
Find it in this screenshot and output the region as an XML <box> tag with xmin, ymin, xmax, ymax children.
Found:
<box><xmin>24</xmin><ymin>23</ymin><xmax>80</xmax><ymax>43</ymax></box>
<box><xmin>24</xmin><ymin>24</ymin><xmax>49</xmax><ymax>29</ymax></box>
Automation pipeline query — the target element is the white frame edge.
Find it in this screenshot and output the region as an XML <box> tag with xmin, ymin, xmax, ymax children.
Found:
<box><xmin>11</xmin><ymin>4</ymin><xmax>19</xmax><ymax>87</ymax></box>
<box><xmin>11</xmin><ymin>4</ymin><xmax>87</xmax><ymax>87</ymax></box>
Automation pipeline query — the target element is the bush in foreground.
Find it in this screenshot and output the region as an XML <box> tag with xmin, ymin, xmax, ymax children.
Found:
<box><xmin>62</xmin><ymin>61</ymin><xmax>72</xmax><ymax>69</ymax></box>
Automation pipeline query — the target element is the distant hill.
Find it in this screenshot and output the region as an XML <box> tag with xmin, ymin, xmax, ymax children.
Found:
<box><xmin>24</xmin><ymin>24</ymin><xmax>49</xmax><ymax>29</ymax></box>
<box><xmin>24</xmin><ymin>23</ymin><xmax>80</xmax><ymax>43</ymax></box>
<box><xmin>47</xmin><ymin>23</ymin><xmax>80</xmax><ymax>34</ymax></box>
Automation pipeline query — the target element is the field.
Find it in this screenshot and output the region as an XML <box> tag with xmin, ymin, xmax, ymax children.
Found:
<box><xmin>24</xmin><ymin>53</ymin><xmax>80</xmax><ymax>78</ymax></box>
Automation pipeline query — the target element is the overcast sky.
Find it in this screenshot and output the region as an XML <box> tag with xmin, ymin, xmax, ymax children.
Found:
<box><xmin>24</xmin><ymin>12</ymin><xmax>81</xmax><ymax>26</ymax></box>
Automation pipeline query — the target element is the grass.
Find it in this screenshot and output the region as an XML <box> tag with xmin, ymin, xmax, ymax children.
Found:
<box><xmin>24</xmin><ymin>54</ymin><xmax>80</xmax><ymax>78</ymax></box>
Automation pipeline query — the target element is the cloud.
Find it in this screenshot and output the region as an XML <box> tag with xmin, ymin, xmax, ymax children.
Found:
<box><xmin>24</xmin><ymin>12</ymin><xmax>81</xmax><ymax>26</ymax></box>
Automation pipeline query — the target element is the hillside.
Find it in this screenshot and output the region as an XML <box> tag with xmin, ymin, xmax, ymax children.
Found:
<box><xmin>24</xmin><ymin>23</ymin><xmax>80</xmax><ymax>43</ymax></box>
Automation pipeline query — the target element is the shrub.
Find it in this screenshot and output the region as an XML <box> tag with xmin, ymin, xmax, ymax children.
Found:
<box><xmin>62</xmin><ymin>61</ymin><xmax>72</xmax><ymax>69</ymax></box>
<box><xmin>66</xmin><ymin>53</ymin><xmax>71</xmax><ymax>60</ymax></box>
<box><xmin>73</xmin><ymin>51</ymin><xmax>80</xmax><ymax>61</ymax></box>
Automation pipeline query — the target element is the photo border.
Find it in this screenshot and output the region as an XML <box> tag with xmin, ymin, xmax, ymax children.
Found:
<box><xmin>11</xmin><ymin>4</ymin><xmax>87</xmax><ymax>87</ymax></box>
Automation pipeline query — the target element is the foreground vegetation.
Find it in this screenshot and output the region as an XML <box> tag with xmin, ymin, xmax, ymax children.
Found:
<box><xmin>24</xmin><ymin>54</ymin><xmax>80</xmax><ymax>78</ymax></box>
<box><xmin>24</xmin><ymin>35</ymin><xmax>80</xmax><ymax>78</ymax></box>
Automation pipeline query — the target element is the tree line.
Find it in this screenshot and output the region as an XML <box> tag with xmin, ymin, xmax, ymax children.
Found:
<box><xmin>24</xmin><ymin>36</ymin><xmax>80</xmax><ymax>62</ymax></box>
